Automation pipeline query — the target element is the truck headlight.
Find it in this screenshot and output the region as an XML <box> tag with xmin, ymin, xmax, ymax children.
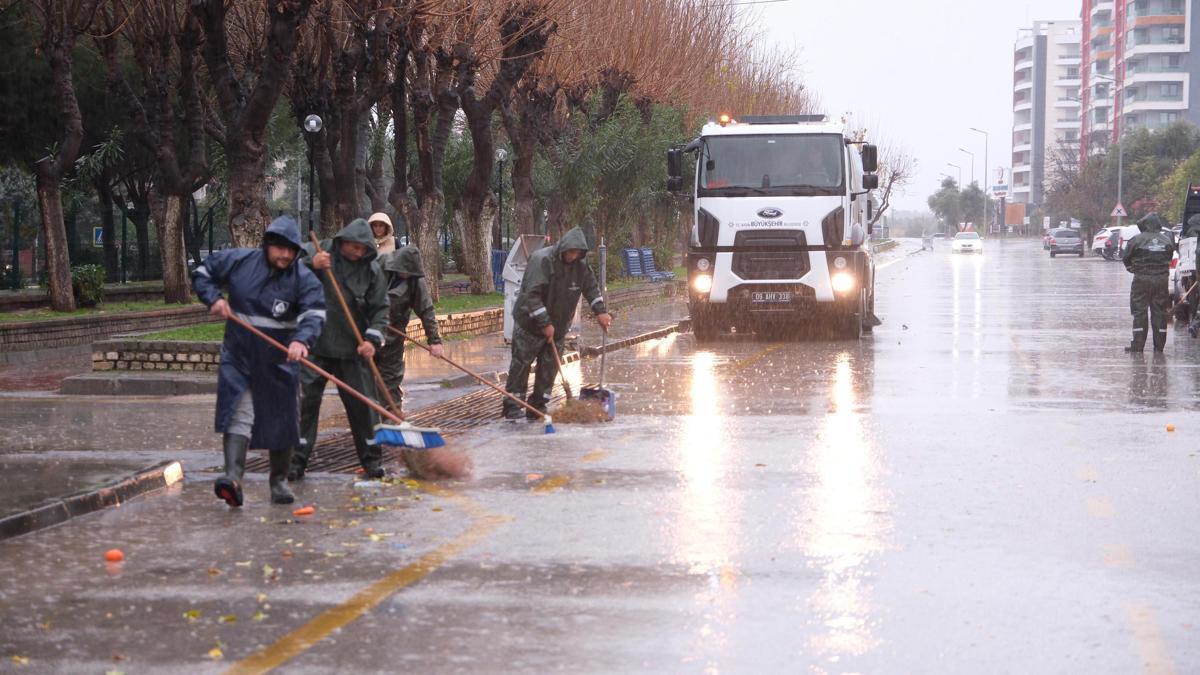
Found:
<box><xmin>831</xmin><ymin>271</ymin><xmax>855</xmax><ymax>293</ymax></box>
<box><xmin>692</xmin><ymin>273</ymin><xmax>713</xmax><ymax>293</ymax></box>
<box><xmin>696</xmin><ymin>257</ymin><xmax>711</xmax><ymax>272</ymax></box>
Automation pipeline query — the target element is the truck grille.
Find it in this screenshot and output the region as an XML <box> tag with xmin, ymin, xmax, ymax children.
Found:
<box><xmin>732</xmin><ymin>230</ymin><xmax>810</xmax><ymax>280</ymax></box>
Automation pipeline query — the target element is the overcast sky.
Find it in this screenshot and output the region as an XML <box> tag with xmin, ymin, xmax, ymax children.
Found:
<box><xmin>747</xmin><ymin>0</ymin><xmax>1083</xmax><ymax>211</ymax></box>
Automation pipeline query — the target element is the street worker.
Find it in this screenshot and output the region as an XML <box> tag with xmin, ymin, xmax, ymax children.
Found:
<box><xmin>1123</xmin><ymin>213</ymin><xmax>1176</xmax><ymax>353</ymax></box>
<box><xmin>375</xmin><ymin>245</ymin><xmax>444</xmax><ymax>405</ymax></box>
<box><xmin>290</xmin><ymin>218</ymin><xmax>391</xmax><ymax>480</ymax></box>
<box><xmin>1184</xmin><ymin>214</ymin><xmax>1200</xmax><ymax>338</ymax></box>
<box><xmin>191</xmin><ymin>215</ymin><xmax>326</xmax><ymax>507</ymax></box>
<box><xmin>369</xmin><ymin>212</ymin><xmax>396</xmax><ymax>255</ymax></box>
<box><xmin>504</xmin><ymin>226</ymin><xmax>612</xmax><ymax>419</ymax></box>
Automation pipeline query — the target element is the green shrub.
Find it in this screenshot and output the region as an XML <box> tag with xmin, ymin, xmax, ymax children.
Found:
<box><xmin>71</xmin><ymin>264</ymin><xmax>106</xmax><ymax>307</ymax></box>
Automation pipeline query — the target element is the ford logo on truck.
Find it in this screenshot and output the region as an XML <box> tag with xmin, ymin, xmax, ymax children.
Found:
<box><xmin>757</xmin><ymin>207</ymin><xmax>783</xmax><ymax>219</ymax></box>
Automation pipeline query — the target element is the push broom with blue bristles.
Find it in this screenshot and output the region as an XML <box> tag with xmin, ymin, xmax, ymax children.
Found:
<box><xmin>388</xmin><ymin>327</ymin><xmax>556</xmax><ymax>433</ymax></box>
<box><xmin>227</xmin><ymin>313</ymin><xmax>449</xmax><ymax>450</ymax></box>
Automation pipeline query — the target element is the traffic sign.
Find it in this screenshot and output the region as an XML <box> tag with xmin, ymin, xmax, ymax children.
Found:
<box><xmin>93</xmin><ymin>227</ymin><xmax>103</xmax><ymax>247</ymax></box>
<box><xmin>1111</xmin><ymin>203</ymin><xmax>1127</xmax><ymax>218</ymax></box>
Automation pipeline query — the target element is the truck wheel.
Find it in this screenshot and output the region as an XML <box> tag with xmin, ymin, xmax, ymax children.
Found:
<box><xmin>843</xmin><ymin>290</ymin><xmax>865</xmax><ymax>340</ymax></box>
<box><xmin>692</xmin><ymin>307</ymin><xmax>720</xmax><ymax>343</ymax></box>
<box><xmin>863</xmin><ymin>283</ymin><xmax>876</xmax><ymax>333</ymax></box>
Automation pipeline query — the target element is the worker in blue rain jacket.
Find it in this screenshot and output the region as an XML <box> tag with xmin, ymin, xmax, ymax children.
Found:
<box><xmin>192</xmin><ymin>215</ymin><xmax>326</xmax><ymax>507</ymax></box>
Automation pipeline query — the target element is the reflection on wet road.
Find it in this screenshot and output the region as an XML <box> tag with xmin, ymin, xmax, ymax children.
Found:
<box><xmin>2</xmin><ymin>240</ymin><xmax>1198</xmax><ymax>672</ymax></box>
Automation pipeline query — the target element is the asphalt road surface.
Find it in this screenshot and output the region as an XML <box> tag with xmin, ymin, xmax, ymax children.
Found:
<box><xmin>1</xmin><ymin>239</ymin><xmax>1197</xmax><ymax>674</ymax></box>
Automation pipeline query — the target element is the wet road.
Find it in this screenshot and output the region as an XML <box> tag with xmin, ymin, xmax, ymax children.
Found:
<box><xmin>2</xmin><ymin>239</ymin><xmax>1199</xmax><ymax>673</ymax></box>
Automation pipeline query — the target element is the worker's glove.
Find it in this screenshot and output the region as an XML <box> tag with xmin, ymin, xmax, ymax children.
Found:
<box><xmin>430</xmin><ymin>343</ymin><xmax>445</xmax><ymax>358</ymax></box>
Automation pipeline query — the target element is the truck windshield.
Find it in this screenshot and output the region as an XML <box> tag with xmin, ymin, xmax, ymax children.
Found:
<box><xmin>700</xmin><ymin>134</ymin><xmax>845</xmax><ymax>197</ymax></box>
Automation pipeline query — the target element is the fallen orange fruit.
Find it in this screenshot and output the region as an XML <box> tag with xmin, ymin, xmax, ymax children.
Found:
<box><xmin>292</xmin><ymin>506</ymin><xmax>315</xmax><ymax>516</ymax></box>
<box><xmin>1167</xmin><ymin>424</ymin><xmax>1176</xmax><ymax>432</ymax></box>
<box><xmin>104</xmin><ymin>549</ymin><xmax>124</xmax><ymax>562</ymax></box>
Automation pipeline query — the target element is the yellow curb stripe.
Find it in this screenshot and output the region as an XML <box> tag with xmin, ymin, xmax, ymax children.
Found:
<box><xmin>581</xmin><ymin>449</ymin><xmax>608</xmax><ymax>463</ymax></box>
<box><xmin>531</xmin><ymin>474</ymin><xmax>572</xmax><ymax>494</ymax></box>
<box><xmin>1123</xmin><ymin>601</ymin><xmax>1178</xmax><ymax>675</ymax></box>
<box><xmin>227</xmin><ymin>484</ymin><xmax>508</xmax><ymax>675</ymax></box>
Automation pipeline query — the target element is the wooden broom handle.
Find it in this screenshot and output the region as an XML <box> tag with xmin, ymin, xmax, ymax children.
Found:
<box><xmin>309</xmin><ymin>233</ymin><xmax>402</xmax><ymax>415</ymax></box>
<box><xmin>388</xmin><ymin>326</ymin><xmax>548</xmax><ymax>419</ymax></box>
<box><xmin>224</xmin><ymin>312</ymin><xmax>404</xmax><ymax>425</ymax></box>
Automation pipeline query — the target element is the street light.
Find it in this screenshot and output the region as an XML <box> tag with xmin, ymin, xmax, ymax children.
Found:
<box><xmin>947</xmin><ymin>163</ymin><xmax>962</xmax><ymax>185</ymax></box>
<box><xmin>1091</xmin><ymin>73</ymin><xmax>1124</xmax><ymax>229</ymax></box>
<box><xmin>957</xmin><ymin>148</ymin><xmax>975</xmax><ymax>185</ymax></box>
<box><xmin>303</xmin><ymin>114</ymin><xmax>323</xmax><ymax>237</ymax></box>
<box><xmin>969</xmin><ymin>127</ymin><xmax>989</xmax><ymax>234</ymax></box>
<box><xmin>494</xmin><ymin>147</ymin><xmax>508</xmax><ymax>250</ymax></box>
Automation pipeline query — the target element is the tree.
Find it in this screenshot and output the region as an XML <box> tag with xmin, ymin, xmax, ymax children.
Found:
<box><xmin>25</xmin><ymin>0</ymin><xmax>103</xmax><ymax>310</ymax></box>
<box><xmin>866</xmin><ymin>140</ymin><xmax>914</xmax><ymax>231</ymax></box>
<box><xmin>193</xmin><ymin>0</ymin><xmax>313</xmax><ymax>247</ymax></box>
<box><xmin>927</xmin><ymin>178</ymin><xmax>962</xmax><ymax>233</ymax></box>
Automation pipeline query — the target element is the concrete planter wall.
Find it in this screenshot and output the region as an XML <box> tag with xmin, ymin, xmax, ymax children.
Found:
<box><xmin>1</xmin><ymin>305</ymin><xmax>211</xmax><ymax>353</ymax></box>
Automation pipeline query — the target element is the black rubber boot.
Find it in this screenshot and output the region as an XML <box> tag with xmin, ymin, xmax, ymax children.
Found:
<box><xmin>287</xmin><ymin>448</ymin><xmax>306</xmax><ymax>482</ymax></box>
<box><xmin>214</xmin><ymin>434</ymin><xmax>248</xmax><ymax>507</ymax></box>
<box><xmin>362</xmin><ymin>447</ymin><xmax>386</xmax><ymax>480</ymax></box>
<box><xmin>269</xmin><ymin>449</ymin><xmax>296</xmax><ymax>504</ymax></box>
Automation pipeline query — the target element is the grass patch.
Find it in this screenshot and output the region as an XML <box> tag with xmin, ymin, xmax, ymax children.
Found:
<box><xmin>435</xmin><ymin>292</ymin><xmax>503</xmax><ymax>314</ymax></box>
<box><xmin>138</xmin><ymin>322</ymin><xmax>225</xmax><ymax>342</ymax></box>
<box><xmin>0</xmin><ymin>300</ymin><xmax>195</xmax><ymax>324</ymax></box>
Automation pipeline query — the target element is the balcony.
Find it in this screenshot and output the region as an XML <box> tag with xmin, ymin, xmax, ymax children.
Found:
<box><xmin>1056</xmin><ymin>77</ymin><xmax>1083</xmax><ymax>87</ymax></box>
<box><xmin>1125</xmin><ymin>98</ymin><xmax>1188</xmax><ymax>113</ymax></box>
<box><xmin>1014</xmin><ymin>100</ymin><xmax>1033</xmax><ymax>112</ymax></box>
<box><xmin>1089</xmin><ymin>0</ymin><xmax>1113</xmax><ymax>18</ymax></box>
<box><xmin>1055</xmin><ymin>119</ymin><xmax>1080</xmax><ymax>130</ymax></box>
<box><xmin>1055</xmin><ymin>98</ymin><xmax>1082</xmax><ymax>108</ymax></box>
<box><xmin>1013</xmin><ymin>143</ymin><xmax>1033</xmax><ymax>154</ymax></box>
<box><xmin>1014</xmin><ymin>122</ymin><xmax>1034</xmax><ymax>133</ymax></box>
<box><xmin>1014</xmin><ymin>79</ymin><xmax>1034</xmax><ymax>92</ymax></box>
<box><xmin>1014</xmin><ymin>57</ymin><xmax>1035</xmax><ymax>72</ymax></box>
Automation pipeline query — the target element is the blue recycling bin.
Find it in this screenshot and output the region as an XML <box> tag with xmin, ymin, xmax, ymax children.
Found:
<box><xmin>490</xmin><ymin>249</ymin><xmax>506</xmax><ymax>292</ymax></box>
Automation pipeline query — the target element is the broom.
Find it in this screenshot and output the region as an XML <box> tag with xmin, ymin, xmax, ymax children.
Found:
<box><xmin>546</xmin><ymin>339</ymin><xmax>608</xmax><ymax>424</ymax></box>
<box><xmin>224</xmin><ymin>312</ymin><xmax>445</xmax><ymax>449</ymax></box>
<box><xmin>309</xmin><ymin>234</ymin><xmax>443</xmax><ymax>450</ymax></box>
<box><xmin>388</xmin><ymin>327</ymin><xmax>556</xmax><ymax>433</ymax></box>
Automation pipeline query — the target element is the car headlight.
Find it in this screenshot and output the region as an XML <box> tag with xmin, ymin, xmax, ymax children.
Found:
<box><xmin>692</xmin><ymin>273</ymin><xmax>713</xmax><ymax>293</ymax></box>
<box><xmin>831</xmin><ymin>271</ymin><xmax>855</xmax><ymax>293</ymax></box>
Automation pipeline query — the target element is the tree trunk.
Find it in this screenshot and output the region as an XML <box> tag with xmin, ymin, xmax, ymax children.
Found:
<box><xmin>227</xmin><ymin>149</ymin><xmax>271</xmax><ymax>247</ymax></box>
<box><xmin>95</xmin><ymin>180</ymin><xmax>119</xmax><ymax>281</ymax></box>
<box><xmin>453</xmin><ymin>195</ymin><xmax>496</xmax><ymax>294</ymax></box>
<box><xmin>129</xmin><ymin>206</ymin><xmax>151</xmax><ymax>281</ymax></box>
<box><xmin>34</xmin><ymin>175</ymin><xmax>75</xmax><ymax>311</ymax></box>
<box><xmin>415</xmin><ymin>194</ymin><xmax>444</xmax><ymax>293</ymax></box>
<box><xmin>151</xmin><ymin>189</ymin><xmax>192</xmax><ymax>303</ymax></box>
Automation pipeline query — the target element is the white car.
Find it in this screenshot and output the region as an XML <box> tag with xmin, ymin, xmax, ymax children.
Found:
<box><xmin>951</xmin><ymin>231</ymin><xmax>983</xmax><ymax>254</ymax></box>
<box><xmin>1092</xmin><ymin>226</ymin><xmax>1121</xmax><ymax>256</ymax></box>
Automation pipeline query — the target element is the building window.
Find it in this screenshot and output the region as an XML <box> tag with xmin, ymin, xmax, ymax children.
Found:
<box><xmin>1066</xmin><ymin>66</ymin><xmax>1080</xmax><ymax>79</ymax></box>
<box><xmin>1160</xmin><ymin>112</ymin><xmax>1180</xmax><ymax>124</ymax></box>
<box><xmin>1162</xmin><ymin>83</ymin><xmax>1182</xmax><ymax>99</ymax></box>
<box><xmin>1164</xmin><ymin>26</ymin><xmax>1184</xmax><ymax>44</ymax></box>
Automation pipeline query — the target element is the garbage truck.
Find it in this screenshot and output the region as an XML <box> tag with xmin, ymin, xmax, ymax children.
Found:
<box><xmin>1174</xmin><ymin>183</ymin><xmax>1200</xmax><ymax>325</ymax></box>
<box><xmin>666</xmin><ymin>114</ymin><xmax>881</xmax><ymax>340</ymax></box>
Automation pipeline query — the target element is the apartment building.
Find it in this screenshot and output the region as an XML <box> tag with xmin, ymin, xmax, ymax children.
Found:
<box><xmin>1012</xmin><ymin>20</ymin><xmax>1083</xmax><ymax>207</ymax></box>
<box><xmin>1082</xmin><ymin>0</ymin><xmax>1199</xmax><ymax>156</ymax></box>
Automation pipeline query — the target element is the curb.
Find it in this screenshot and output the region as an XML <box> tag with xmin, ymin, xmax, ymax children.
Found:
<box><xmin>0</xmin><ymin>460</ymin><xmax>185</xmax><ymax>542</ymax></box>
<box><xmin>60</xmin><ymin>373</ymin><xmax>217</xmax><ymax>396</ymax></box>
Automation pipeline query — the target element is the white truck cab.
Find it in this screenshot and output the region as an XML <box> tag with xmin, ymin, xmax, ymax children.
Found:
<box><xmin>667</xmin><ymin>114</ymin><xmax>880</xmax><ymax>340</ymax></box>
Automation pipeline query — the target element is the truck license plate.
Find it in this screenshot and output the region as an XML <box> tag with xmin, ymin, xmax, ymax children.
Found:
<box><xmin>751</xmin><ymin>291</ymin><xmax>792</xmax><ymax>303</ymax></box>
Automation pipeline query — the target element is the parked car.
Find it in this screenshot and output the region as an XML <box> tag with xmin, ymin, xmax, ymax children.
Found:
<box><xmin>1117</xmin><ymin>224</ymin><xmax>1141</xmax><ymax>258</ymax></box>
<box><xmin>1047</xmin><ymin>228</ymin><xmax>1084</xmax><ymax>257</ymax></box>
<box><xmin>951</xmin><ymin>231</ymin><xmax>983</xmax><ymax>254</ymax></box>
<box><xmin>1092</xmin><ymin>226</ymin><xmax>1122</xmax><ymax>258</ymax></box>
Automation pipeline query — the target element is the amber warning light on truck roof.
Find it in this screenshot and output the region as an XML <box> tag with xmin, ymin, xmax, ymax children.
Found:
<box><xmin>718</xmin><ymin>113</ymin><xmax>731</xmax><ymax>127</ymax></box>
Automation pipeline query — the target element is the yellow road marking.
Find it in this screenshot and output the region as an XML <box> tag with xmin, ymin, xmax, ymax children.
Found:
<box><xmin>531</xmin><ymin>474</ymin><xmax>572</xmax><ymax>494</ymax></box>
<box><xmin>1087</xmin><ymin>497</ymin><xmax>1116</xmax><ymax>518</ymax></box>
<box><xmin>1123</xmin><ymin>601</ymin><xmax>1178</xmax><ymax>675</ymax></box>
<box><xmin>728</xmin><ymin>344</ymin><xmax>786</xmax><ymax>374</ymax></box>
<box><xmin>227</xmin><ymin>484</ymin><xmax>508</xmax><ymax>675</ymax></box>
<box><xmin>1075</xmin><ymin>467</ymin><xmax>1101</xmax><ymax>482</ymax></box>
<box><xmin>581</xmin><ymin>449</ymin><xmax>608</xmax><ymax>463</ymax></box>
<box><xmin>1103</xmin><ymin>544</ymin><xmax>1137</xmax><ymax>569</ymax></box>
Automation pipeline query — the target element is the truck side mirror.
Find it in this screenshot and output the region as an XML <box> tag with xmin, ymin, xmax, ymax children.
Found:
<box><xmin>667</xmin><ymin>147</ymin><xmax>682</xmax><ymax>177</ymax></box>
<box><xmin>862</xmin><ymin>173</ymin><xmax>879</xmax><ymax>190</ymax></box>
<box><xmin>667</xmin><ymin>176</ymin><xmax>684</xmax><ymax>192</ymax></box>
<box><xmin>861</xmin><ymin>144</ymin><xmax>879</xmax><ymax>173</ymax></box>
<box><xmin>867</xmin><ymin>199</ymin><xmax>874</xmax><ymax>222</ymax></box>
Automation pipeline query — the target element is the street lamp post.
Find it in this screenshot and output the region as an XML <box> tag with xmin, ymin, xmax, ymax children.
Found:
<box><xmin>495</xmin><ymin>147</ymin><xmax>508</xmax><ymax>250</ymax></box>
<box><xmin>303</xmin><ymin>114</ymin><xmax>323</xmax><ymax>237</ymax></box>
<box><xmin>1091</xmin><ymin>73</ymin><xmax>1124</xmax><ymax>229</ymax></box>
<box><xmin>969</xmin><ymin>127</ymin><xmax>989</xmax><ymax>235</ymax></box>
<box><xmin>947</xmin><ymin>163</ymin><xmax>962</xmax><ymax>185</ymax></box>
<box><xmin>957</xmin><ymin>148</ymin><xmax>975</xmax><ymax>185</ymax></box>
